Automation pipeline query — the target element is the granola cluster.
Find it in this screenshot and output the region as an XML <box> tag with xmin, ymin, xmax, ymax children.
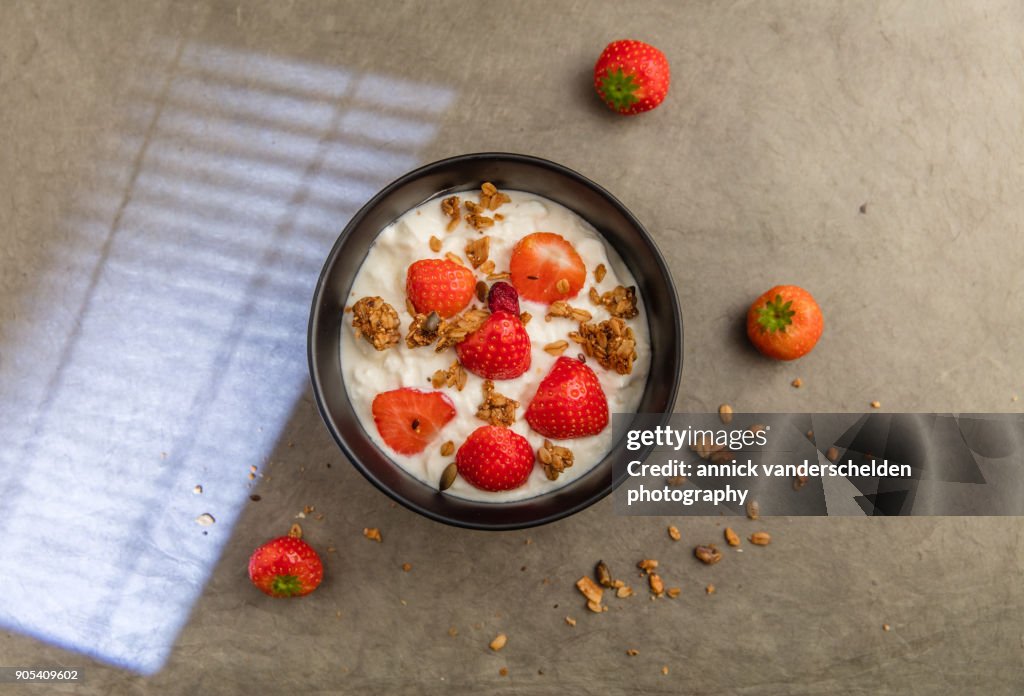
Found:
<box><xmin>463</xmin><ymin>182</ymin><xmax>511</xmax><ymax>231</ymax></box>
<box><xmin>476</xmin><ymin>380</ymin><xmax>519</xmax><ymax>427</ymax></box>
<box><xmin>570</xmin><ymin>317</ymin><xmax>637</xmax><ymax>375</ymax></box>
<box><xmin>464</xmin><ymin>236</ymin><xmax>490</xmax><ymax>269</ymax></box>
<box><xmin>350</xmin><ymin>296</ymin><xmax>400</xmax><ymax>351</ymax></box>
<box><xmin>441</xmin><ymin>195</ymin><xmax>460</xmax><ymax>232</ymax></box>
<box><xmin>588</xmin><ymin>285</ymin><xmax>638</xmax><ymax>319</ymax></box>
<box><xmin>435</xmin><ymin>308</ymin><xmax>490</xmax><ymax>352</ymax></box>
<box><xmin>479</xmin><ymin>181</ymin><xmax>511</xmax><ymax>210</ymax></box>
<box><xmin>538</xmin><ymin>439</ymin><xmax>574</xmax><ymax>480</ymax></box>
<box><xmin>405</xmin><ymin>311</ymin><xmax>441</xmax><ymax>348</ymax></box>
<box><xmin>430</xmin><ymin>359</ymin><xmax>468</xmax><ymax>391</ymax></box>
<box><xmin>546</xmin><ymin>300</ymin><xmax>593</xmax><ymax>323</ymax></box>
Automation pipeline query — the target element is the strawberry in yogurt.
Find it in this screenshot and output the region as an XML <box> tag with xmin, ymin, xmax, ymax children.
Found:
<box><xmin>341</xmin><ymin>183</ymin><xmax>651</xmax><ymax>502</ymax></box>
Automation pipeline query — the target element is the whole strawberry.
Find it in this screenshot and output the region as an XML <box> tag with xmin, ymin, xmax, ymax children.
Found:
<box><xmin>525</xmin><ymin>356</ymin><xmax>609</xmax><ymax>439</ymax></box>
<box><xmin>746</xmin><ymin>285</ymin><xmax>823</xmax><ymax>361</ymax></box>
<box><xmin>456</xmin><ymin>425</ymin><xmax>535</xmax><ymax>491</ymax></box>
<box><xmin>406</xmin><ymin>258</ymin><xmax>476</xmax><ymax>318</ymax></box>
<box><xmin>456</xmin><ymin>311</ymin><xmax>531</xmax><ymax>380</ymax></box>
<box><xmin>487</xmin><ymin>281</ymin><xmax>520</xmax><ymax>316</ymax></box>
<box><xmin>248</xmin><ymin>527</ymin><xmax>323</xmax><ymax>598</ymax></box>
<box><xmin>593</xmin><ymin>39</ymin><xmax>670</xmax><ymax>115</ymax></box>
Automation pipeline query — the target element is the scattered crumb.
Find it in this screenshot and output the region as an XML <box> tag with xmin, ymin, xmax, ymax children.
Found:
<box><xmin>429</xmin><ymin>235</ymin><xmax>442</xmax><ymax>253</ymax></box>
<box><xmin>706</xmin><ymin>584</ymin><xmax>716</xmax><ymax>595</ymax></box>
<box><xmin>499</xmin><ymin>667</ymin><xmax>508</xmax><ymax>677</ymax></box>
<box><xmin>724</xmin><ymin>527</ymin><xmax>740</xmax><ymax>547</ymax></box>
<box><xmin>870</xmin><ymin>400</ymin><xmax>882</xmax><ymax>409</ymax></box>
<box><xmin>489</xmin><ymin>633</ymin><xmax>507</xmax><ymax>652</ymax></box>
<box><xmin>363</xmin><ymin>527</ymin><xmax>382</xmax><ymax>543</ymax></box>
<box><xmin>749</xmin><ymin>531</ymin><xmax>772</xmax><ymax>546</ymax></box>
<box><xmin>402</xmin><ymin>563</ymin><xmax>412</xmax><ymax>572</ymax></box>
<box><xmin>694</xmin><ymin>544</ymin><xmax>722</xmax><ymax>565</ymax></box>
<box><xmin>791</xmin><ymin>377</ymin><xmax>803</xmax><ymax>388</ymax></box>
<box><xmin>195</xmin><ymin>513</ymin><xmax>215</xmax><ymax>526</ymax></box>
<box><xmin>626</xmin><ymin>649</ymin><xmax>639</xmax><ymax>657</ymax></box>
<box><xmin>637</xmin><ymin>559</ymin><xmax>659</xmax><ymax>574</ymax></box>
<box><xmin>666</xmin><ymin>587</ymin><xmax>681</xmax><ymax>599</ymax></box>
<box><xmin>719</xmin><ymin>404</ymin><xmax>733</xmax><ymax>424</ymax></box>
<box><xmin>667</xmin><ymin>525</ymin><xmax>681</xmax><ymax>541</ymax></box>
<box><xmin>826</xmin><ymin>446</ymin><xmax>840</xmax><ymax>462</ymax></box>
<box><xmin>249</xmin><ymin>494</ymin><xmax>261</xmax><ymax>502</ymax></box>
<box><xmin>448</xmin><ymin>626</ymin><xmax>458</xmax><ymax>637</ymax></box>
<box><xmin>883</xmin><ymin>623</ymin><xmax>891</xmax><ymax>632</ymax></box>
<box><xmin>193</xmin><ymin>485</ymin><xmax>203</xmax><ymax>494</ymax></box>
<box><xmin>648</xmin><ymin>573</ymin><xmax>664</xmax><ymax>597</ymax></box>
<box><xmin>576</xmin><ymin>576</ymin><xmax>604</xmax><ymax>612</ymax></box>
<box><xmin>662</xmin><ymin>666</ymin><xmax>670</xmax><ymax>675</ymax></box>
<box><xmin>616</xmin><ymin>586</ymin><xmax>633</xmax><ymax>598</ymax></box>
<box><xmin>565</xmin><ymin>616</ymin><xmax>576</xmax><ymax>627</ymax></box>
<box><xmin>859</xmin><ymin>203</ymin><xmax>868</xmax><ymax>214</ymax></box>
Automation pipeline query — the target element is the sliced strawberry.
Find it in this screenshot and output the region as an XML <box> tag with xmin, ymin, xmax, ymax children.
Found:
<box><xmin>509</xmin><ymin>232</ymin><xmax>587</xmax><ymax>304</ymax></box>
<box><xmin>456</xmin><ymin>425</ymin><xmax>535</xmax><ymax>491</ymax></box>
<box><xmin>455</xmin><ymin>311</ymin><xmax>531</xmax><ymax>380</ymax></box>
<box><xmin>406</xmin><ymin>258</ymin><xmax>476</xmax><ymax>318</ymax></box>
<box><xmin>372</xmin><ymin>388</ymin><xmax>456</xmax><ymax>455</ymax></box>
<box><xmin>487</xmin><ymin>281</ymin><xmax>520</xmax><ymax>316</ymax></box>
<box><xmin>248</xmin><ymin>534</ymin><xmax>323</xmax><ymax>598</ymax></box>
<box><xmin>525</xmin><ymin>356</ymin><xmax>609</xmax><ymax>439</ymax></box>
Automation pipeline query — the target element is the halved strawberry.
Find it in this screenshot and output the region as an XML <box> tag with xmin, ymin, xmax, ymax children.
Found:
<box><xmin>455</xmin><ymin>311</ymin><xmax>531</xmax><ymax>380</ymax></box>
<box><xmin>525</xmin><ymin>356</ymin><xmax>609</xmax><ymax>439</ymax></box>
<box><xmin>372</xmin><ymin>388</ymin><xmax>456</xmax><ymax>455</ymax></box>
<box><xmin>509</xmin><ymin>232</ymin><xmax>586</xmax><ymax>304</ymax></box>
<box><xmin>406</xmin><ymin>258</ymin><xmax>476</xmax><ymax>318</ymax></box>
<box><xmin>456</xmin><ymin>425</ymin><xmax>535</xmax><ymax>491</ymax></box>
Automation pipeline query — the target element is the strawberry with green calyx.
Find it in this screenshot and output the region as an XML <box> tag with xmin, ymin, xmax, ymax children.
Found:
<box><xmin>593</xmin><ymin>39</ymin><xmax>671</xmax><ymax>115</ymax></box>
<box><xmin>248</xmin><ymin>524</ymin><xmax>323</xmax><ymax>598</ymax></box>
<box><xmin>746</xmin><ymin>285</ymin><xmax>823</xmax><ymax>361</ymax></box>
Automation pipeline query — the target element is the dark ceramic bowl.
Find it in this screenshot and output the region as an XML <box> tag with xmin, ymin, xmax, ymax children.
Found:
<box><xmin>308</xmin><ymin>153</ymin><xmax>682</xmax><ymax>530</ymax></box>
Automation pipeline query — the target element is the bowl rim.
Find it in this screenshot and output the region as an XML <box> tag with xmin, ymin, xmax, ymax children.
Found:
<box><xmin>308</xmin><ymin>151</ymin><xmax>682</xmax><ymax>530</ymax></box>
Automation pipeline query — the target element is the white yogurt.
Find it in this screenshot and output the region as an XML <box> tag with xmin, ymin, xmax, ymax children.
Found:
<box><xmin>340</xmin><ymin>190</ymin><xmax>651</xmax><ymax>502</ymax></box>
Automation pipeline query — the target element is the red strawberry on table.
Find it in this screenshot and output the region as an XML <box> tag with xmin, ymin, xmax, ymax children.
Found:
<box><xmin>746</xmin><ymin>285</ymin><xmax>824</xmax><ymax>361</ymax></box>
<box><xmin>525</xmin><ymin>356</ymin><xmax>609</xmax><ymax>439</ymax></box>
<box><xmin>509</xmin><ymin>232</ymin><xmax>586</xmax><ymax>304</ymax></box>
<box><xmin>372</xmin><ymin>388</ymin><xmax>456</xmax><ymax>455</ymax></box>
<box><xmin>248</xmin><ymin>526</ymin><xmax>323</xmax><ymax>598</ymax></box>
<box><xmin>406</xmin><ymin>258</ymin><xmax>476</xmax><ymax>318</ymax></box>
<box><xmin>456</xmin><ymin>425</ymin><xmax>535</xmax><ymax>491</ymax></box>
<box><xmin>456</xmin><ymin>311</ymin><xmax>531</xmax><ymax>380</ymax></box>
<box><xmin>593</xmin><ymin>39</ymin><xmax>671</xmax><ymax>115</ymax></box>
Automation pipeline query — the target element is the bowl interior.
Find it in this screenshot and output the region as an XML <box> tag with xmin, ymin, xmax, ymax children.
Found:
<box><xmin>309</xmin><ymin>153</ymin><xmax>682</xmax><ymax>529</ymax></box>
